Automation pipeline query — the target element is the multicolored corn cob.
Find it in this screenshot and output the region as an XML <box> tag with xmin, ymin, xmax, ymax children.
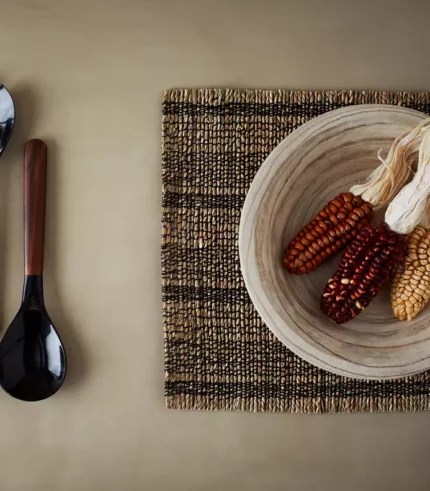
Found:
<box><xmin>284</xmin><ymin>193</ymin><xmax>374</xmax><ymax>275</ymax></box>
<box><xmin>321</xmin><ymin>222</ymin><xmax>405</xmax><ymax>324</ymax></box>
<box><xmin>391</xmin><ymin>227</ymin><xmax>430</xmax><ymax>321</ymax></box>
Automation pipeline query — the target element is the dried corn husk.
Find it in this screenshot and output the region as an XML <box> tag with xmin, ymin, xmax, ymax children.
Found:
<box><xmin>351</xmin><ymin>118</ymin><xmax>430</xmax><ymax>209</ymax></box>
<box><xmin>386</xmin><ymin>126</ymin><xmax>430</xmax><ymax>234</ymax></box>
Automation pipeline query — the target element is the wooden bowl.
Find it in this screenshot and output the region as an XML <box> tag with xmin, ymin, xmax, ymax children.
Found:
<box><xmin>239</xmin><ymin>105</ymin><xmax>429</xmax><ymax>380</ymax></box>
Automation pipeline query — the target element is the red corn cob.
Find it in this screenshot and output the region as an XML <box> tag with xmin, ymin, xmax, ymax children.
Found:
<box><xmin>321</xmin><ymin>222</ymin><xmax>405</xmax><ymax>324</ymax></box>
<box><xmin>284</xmin><ymin>193</ymin><xmax>374</xmax><ymax>275</ymax></box>
<box><xmin>283</xmin><ymin>119</ymin><xmax>430</xmax><ymax>276</ymax></box>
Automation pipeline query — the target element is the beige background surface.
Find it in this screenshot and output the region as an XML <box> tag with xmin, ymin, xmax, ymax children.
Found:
<box><xmin>1</xmin><ymin>1</ymin><xmax>430</xmax><ymax>490</ymax></box>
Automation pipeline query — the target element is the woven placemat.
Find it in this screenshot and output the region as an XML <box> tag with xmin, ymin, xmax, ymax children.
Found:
<box><xmin>162</xmin><ymin>88</ymin><xmax>430</xmax><ymax>413</ymax></box>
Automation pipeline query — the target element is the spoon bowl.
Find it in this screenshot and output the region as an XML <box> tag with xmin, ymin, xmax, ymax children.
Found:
<box><xmin>0</xmin><ymin>277</ymin><xmax>66</xmax><ymax>401</ymax></box>
<box><xmin>0</xmin><ymin>84</ymin><xmax>15</xmax><ymax>157</ymax></box>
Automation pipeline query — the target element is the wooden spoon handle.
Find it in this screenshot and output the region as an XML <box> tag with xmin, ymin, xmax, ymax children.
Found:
<box><xmin>24</xmin><ymin>139</ymin><xmax>47</xmax><ymax>276</ymax></box>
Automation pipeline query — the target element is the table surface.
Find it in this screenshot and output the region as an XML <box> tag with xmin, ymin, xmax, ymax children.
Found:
<box><xmin>2</xmin><ymin>1</ymin><xmax>430</xmax><ymax>490</ymax></box>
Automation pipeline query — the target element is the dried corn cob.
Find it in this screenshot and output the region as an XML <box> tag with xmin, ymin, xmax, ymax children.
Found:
<box><xmin>391</xmin><ymin>227</ymin><xmax>430</xmax><ymax>320</ymax></box>
<box><xmin>284</xmin><ymin>119</ymin><xmax>430</xmax><ymax>275</ymax></box>
<box><xmin>321</xmin><ymin>223</ymin><xmax>405</xmax><ymax>324</ymax></box>
<box><xmin>284</xmin><ymin>193</ymin><xmax>373</xmax><ymax>274</ymax></box>
<box><xmin>321</xmin><ymin>122</ymin><xmax>430</xmax><ymax>324</ymax></box>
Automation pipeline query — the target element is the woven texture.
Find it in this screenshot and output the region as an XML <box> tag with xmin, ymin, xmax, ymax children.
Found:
<box><xmin>162</xmin><ymin>88</ymin><xmax>430</xmax><ymax>413</ymax></box>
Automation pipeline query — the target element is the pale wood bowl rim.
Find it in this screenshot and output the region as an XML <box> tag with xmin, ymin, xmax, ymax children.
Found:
<box><xmin>239</xmin><ymin>104</ymin><xmax>428</xmax><ymax>380</ymax></box>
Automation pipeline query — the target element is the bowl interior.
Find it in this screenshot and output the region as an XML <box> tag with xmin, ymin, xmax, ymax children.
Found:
<box><xmin>240</xmin><ymin>105</ymin><xmax>430</xmax><ymax>379</ymax></box>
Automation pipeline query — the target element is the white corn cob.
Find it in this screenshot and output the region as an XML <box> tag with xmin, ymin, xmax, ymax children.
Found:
<box><xmin>391</xmin><ymin>226</ymin><xmax>430</xmax><ymax>320</ymax></box>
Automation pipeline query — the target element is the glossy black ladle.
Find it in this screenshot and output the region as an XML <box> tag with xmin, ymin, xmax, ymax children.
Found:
<box><xmin>0</xmin><ymin>84</ymin><xmax>15</xmax><ymax>158</ymax></box>
<box><xmin>0</xmin><ymin>140</ymin><xmax>67</xmax><ymax>401</ymax></box>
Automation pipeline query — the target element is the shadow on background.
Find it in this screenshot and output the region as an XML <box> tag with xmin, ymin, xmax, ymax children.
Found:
<box><xmin>43</xmin><ymin>138</ymin><xmax>89</xmax><ymax>392</ymax></box>
<box><xmin>0</xmin><ymin>83</ymin><xmax>38</xmax><ymax>329</ymax></box>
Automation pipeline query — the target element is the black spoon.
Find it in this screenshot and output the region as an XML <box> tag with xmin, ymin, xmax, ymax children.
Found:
<box><xmin>0</xmin><ymin>84</ymin><xmax>15</xmax><ymax>157</ymax></box>
<box><xmin>0</xmin><ymin>140</ymin><xmax>67</xmax><ymax>401</ymax></box>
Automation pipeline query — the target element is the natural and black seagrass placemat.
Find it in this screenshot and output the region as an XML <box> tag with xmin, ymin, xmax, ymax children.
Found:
<box><xmin>162</xmin><ymin>88</ymin><xmax>430</xmax><ymax>413</ymax></box>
